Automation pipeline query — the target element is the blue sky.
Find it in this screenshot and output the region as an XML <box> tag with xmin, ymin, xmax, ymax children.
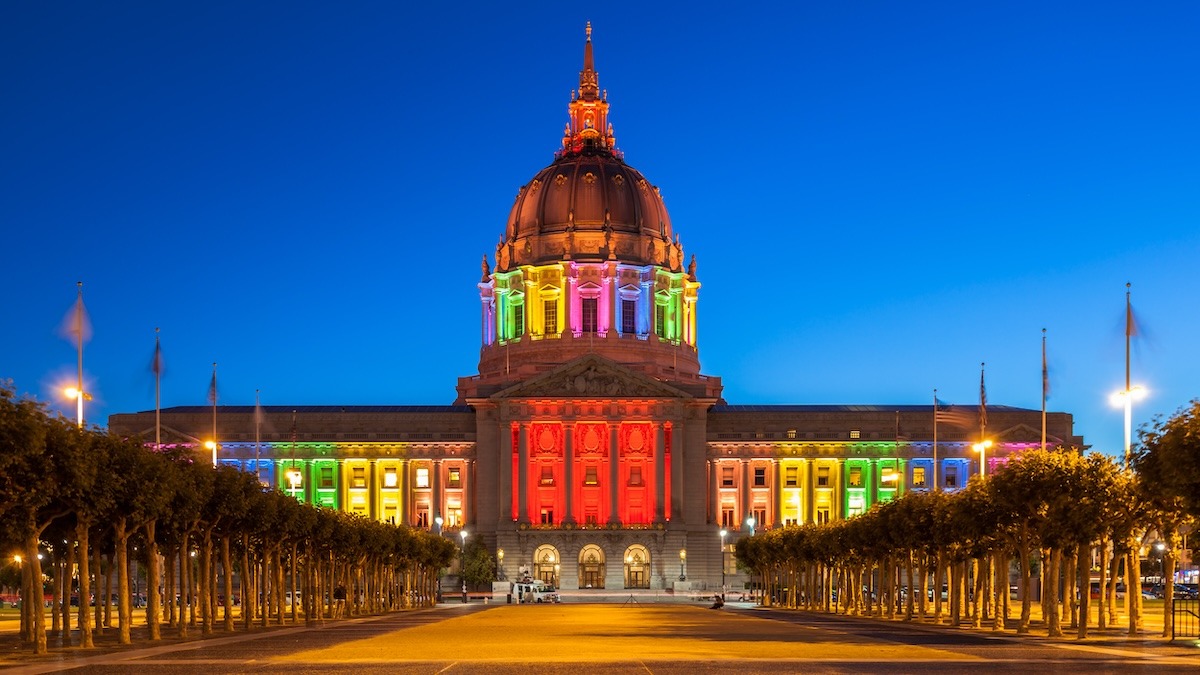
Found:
<box><xmin>2</xmin><ymin>1</ymin><xmax>1197</xmax><ymax>457</ymax></box>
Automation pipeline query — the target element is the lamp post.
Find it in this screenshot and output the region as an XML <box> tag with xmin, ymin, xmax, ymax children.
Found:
<box><xmin>204</xmin><ymin>440</ymin><xmax>218</xmax><ymax>467</ymax></box>
<box><xmin>1155</xmin><ymin>541</ymin><xmax>1167</xmax><ymax>590</ymax></box>
<box><xmin>460</xmin><ymin>530</ymin><xmax>468</xmax><ymax>602</ymax></box>
<box><xmin>746</xmin><ymin>516</ymin><xmax>756</xmax><ymax>537</ymax></box>
<box><xmin>678</xmin><ymin>549</ymin><xmax>687</xmax><ymax>581</ymax></box>
<box><xmin>1111</xmin><ymin>387</ymin><xmax>1147</xmax><ymax>471</ymax></box>
<box><xmin>63</xmin><ymin>387</ymin><xmax>90</xmax><ymax>429</ymax></box>
<box><xmin>497</xmin><ymin>548</ymin><xmax>505</xmax><ymax>580</ymax></box>
<box><xmin>719</xmin><ymin>529</ymin><xmax>728</xmax><ymax>596</ymax></box>
<box><xmin>972</xmin><ymin>440</ymin><xmax>992</xmax><ymax>479</ymax></box>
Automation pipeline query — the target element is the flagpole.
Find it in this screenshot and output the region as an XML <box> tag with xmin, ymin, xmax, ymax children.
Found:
<box><xmin>1041</xmin><ymin>328</ymin><xmax>1047</xmax><ymax>453</ymax></box>
<box><xmin>155</xmin><ymin>328</ymin><xmax>161</xmax><ymax>450</ymax></box>
<box><xmin>1123</xmin><ymin>282</ymin><xmax>1133</xmax><ymax>471</ymax></box>
<box><xmin>211</xmin><ymin>362</ymin><xmax>218</xmax><ymax>467</ymax></box>
<box><xmin>75</xmin><ymin>278</ymin><xmax>84</xmax><ymax>425</ymax></box>
<box><xmin>932</xmin><ymin>389</ymin><xmax>939</xmax><ymax>492</ymax></box>
<box><xmin>255</xmin><ymin>389</ymin><xmax>261</xmax><ymax>480</ymax></box>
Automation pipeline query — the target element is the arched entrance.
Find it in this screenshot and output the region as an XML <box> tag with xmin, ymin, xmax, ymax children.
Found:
<box><xmin>533</xmin><ymin>544</ymin><xmax>560</xmax><ymax>588</ymax></box>
<box><xmin>623</xmin><ymin>544</ymin><xmax>651</xmax><ymax>589</ymax></box>
<box><xmin>578</xmin><ymin>544</ymin><xmax>606</xmax><ymax>589</ymax></box>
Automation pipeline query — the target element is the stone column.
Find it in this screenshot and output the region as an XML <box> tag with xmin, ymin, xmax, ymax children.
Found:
<box><xmin>518</xmin><ymin>424</ymin><xmax>530</xmax><ymax>524</ymax></box>
<box><xmin>709</xmin><ymin>459</ymin><xmax>719</xmax><ymax>525</ymax></box>
<box><xmin>773</xmin><ymin>459</ymin><xmax>783</xmax><ymax>527</ymax></box>
<box><xmin>368</xmin><ymin>459</ymin><xmax>378</xmax><ymax>520</ymax></box>
<box><xmin>432</xmin><ymin>459</ymin><xmax>443</xmax><ymax>523</ymax></box>
<box><xmin>868</xmin><ymin>458</ymin><xmax>878</xmax><ymax>509</ymax></box>
<box><xmin>740</xmin><ymin>459</ymin><xmax>751</xmax><ymax>525</ymax></box>
<box><xmin>608</xmin><ymin>424</ymin><xmax>620</xmax><ymax>524</ymax></box>
<box><xmin>398</xmin><ymin>458</ymin><xmax>408</xmax><ymax>525</ymax></box>
<box><xmin>805</xmin><ymin>459</ymin><xmax>816</xmax><ymax>525</ymax></box>
<box><xmin>654</xmin><ymin>423</ymin><xmax>666</xmax><ymax>523</ymax></box>
<box><xmin>564</xmin><ymin>424</ymin><xmax>576</xmax><ymax>524</ymax></box>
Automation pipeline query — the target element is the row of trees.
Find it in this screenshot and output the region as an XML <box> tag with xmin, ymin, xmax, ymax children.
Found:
<box><xmin>735</xmin><ymin>401</ymin><xmax>1200</xmax><ymax>639</ymax></box>
<box><xmin>0</xmin><ymin>384</ymin><xmax>457</xmax><ymax>655</ymax></box>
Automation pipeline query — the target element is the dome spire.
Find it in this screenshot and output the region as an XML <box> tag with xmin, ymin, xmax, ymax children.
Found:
<box><xmin>562</xmin><ymin>23</ymin><xmax>617</xmax><ymax>157</ymax></box>
<box><xmin>579</xmin><ymin>21</ymin><xmax>599</xmax><ymax>100</ymax></box>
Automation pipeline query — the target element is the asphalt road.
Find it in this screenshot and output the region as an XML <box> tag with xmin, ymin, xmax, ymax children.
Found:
<box><xmin>2</xmin><ymin>602</ymin><xmax>1197</xmax><ymax>674</ymax></box>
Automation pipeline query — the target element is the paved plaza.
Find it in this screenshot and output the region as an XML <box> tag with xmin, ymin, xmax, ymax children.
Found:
<box><xmin>2</xmin><ymin>603</ymin><xmax>1198</xmax><ymax>674</ymax></box>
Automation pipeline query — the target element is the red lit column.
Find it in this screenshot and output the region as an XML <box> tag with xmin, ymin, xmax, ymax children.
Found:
<box><xmin>510</xmin><ymin>423</ymin><xmax>520</xmax><ymax>522</ymax></box>
<box><xmin>663</xmin><ymin>422</ymin><xmax>672</xmax><ymax>522</ymax></box>
<box><xmin>657</xmin><ymin>420</ymin><xmax>667</xmax><ymax>521</ymax></box>
<box><xmin>608</xmin><ymin>425</ymin><xmax>620</xmax><ymax>524</ymax></box>
<box><xmin>518</xmin><ymin>424</ymin><xmax>530</xmax><ymax>524</ymax></box>
<box><xmin>564</xmin><ymin>423</ymin><xmax>576</xmax><ymax>524</ymax></box>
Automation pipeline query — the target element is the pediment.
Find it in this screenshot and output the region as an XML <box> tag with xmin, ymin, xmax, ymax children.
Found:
<box><xmin>129</xmin><ymin>424</ymin><xmax>201</xmax><ymax>445</ymax></box>
<box><xmin>996</xmin><ymin>423</ymin><xmax>1063</xmax><ymax>445</ymax></box>
<box><xmin>493</xmin><ymin>354</ymin><xmax>692</xmax><ymax>400</ymax></box>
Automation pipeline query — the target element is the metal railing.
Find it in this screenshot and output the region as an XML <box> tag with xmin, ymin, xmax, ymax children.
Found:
<box><xmin>1172</xmin><ymin>597</ymin><xmax>1199</xmax><ymax>640</ymax></box>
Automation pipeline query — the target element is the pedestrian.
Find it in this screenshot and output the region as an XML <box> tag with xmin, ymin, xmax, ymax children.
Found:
<box><xmin>333</xmin><ymin>584</ymin><xmax>347</xmax><ymax>619</ymax></box>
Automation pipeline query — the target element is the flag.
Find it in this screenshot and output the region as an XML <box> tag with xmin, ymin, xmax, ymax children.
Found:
<box><xmin>59</xmin><ymin>291</ymin><xmax>93</xmax><ymax>344</ymax></box>
<box><xmin>934</xmin><ymin>407</ymin><xmax>975</xmax><ymax>428</ymax></box>
<box><xmin>979</xmin><ymin>363</ymin><xmax>988</xmax><ymax>432</ymax></box>
<box><xmin>151</xmin><ymin>337</ymin><xmax>164</xmax><ymax>377</ymax></box>
<box><xmin>254</xmin><ymin>397</ymin><xmax>264</xmax><ymax>427</ymax></box>
<box><xmin>207</xmin><ymin>366</ymin><xmax>218</xmax><ymax>405</ymax></box>
<box><xmin>1126</xmin><ymin>293</ymin><xmax>1139</xmax><ymax>339</ymax></box>
<box><xmin>1041</xmin><ymin>330</ymin><xmax>1050</xmax><ymax>402</ymax></box>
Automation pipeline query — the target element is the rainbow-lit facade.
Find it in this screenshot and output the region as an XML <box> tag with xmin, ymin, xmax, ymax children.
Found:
<box><xmin>111</xmin><ymin>27</ymin><xmax>1082</xmax><ymax>593</ymax></box>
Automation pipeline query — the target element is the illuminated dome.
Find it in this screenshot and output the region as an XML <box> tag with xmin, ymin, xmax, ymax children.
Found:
<box><xmin>458</xmin><ymin>24</ymin><xmax>719</xmax><ymax>402</ymax></box>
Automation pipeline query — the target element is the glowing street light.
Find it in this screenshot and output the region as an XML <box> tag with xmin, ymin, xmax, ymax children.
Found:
<box><xmin>972</xmin><ymin>440</ymin><xmax>993</xmax><ymax>479</ymax></box>
<box><xmin>1111</xmin><ymin>386</ymin><xmax>1147</xmax><ymax>471</ymax></box>
<box><xmin>204</xmin><ymin>440</ymin><xmax>218</xmax><ymax>467</ymax></box>
<box><xmin>719</xmin><ymin>529</ymin><xmax>728</xmax><ymax>595</ymax></box>
<box><xmin>63</xmin><ymin>386</ymin><xmax>91</xmax><ymax>429</ymax></box>
<box><xmin>678</xmin><ymin>548</ymin><xmax>687</xmax><ymax>581</ymax></box>
<box><xmin>746</xmin><ymin>516</ymin><xmax>756</xmax><ymax>537</ymax></box>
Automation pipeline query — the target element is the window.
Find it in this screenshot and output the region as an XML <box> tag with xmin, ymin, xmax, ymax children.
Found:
<box><xmin>584</xmin><ymin>466</ymin><xmax>599</xmax><ymax>486</ymax></box>
<box><xmin>720</xmin><ymin>506</ymin><xmax>735</xmax><ymax>528</ymax></box>
<box><xmin>912</xmin><ymin>466</ymin><xmax>927</xmax><ymax>488</ymax></box>
<box><xmin>848</xmin><ymin>467</ymin><xmax>862</xmax><ymax>488</ymax></box>
<box><xmin>584</xmin><ymin>509</ymin><xmax>599</xmax><ymax>525</ymax></box>
<box><xmin>785</xmin><ymin>466</ymin><xmax>798</xmax><ymax>487</ymax></box>
<box><xmin>415</xmin><ymin>467</ymin><xmax>430</xmax><ymax>489</ymax></box>
<box><xmin>416</xmin><ymin>509</ymin><xmax>430</xmax><ymax>528</ymax></box>
<box><xmin>752</xmin><ymin>507</ymin><xmax>767</xmax><ymax>528</ymax></box>
<box><xmin>319</xmin><ymin>466</ymin><xmax>334</xmax><ymax>489</ymax></box>
<box><xmin>753</xmin><ymin>467</ymin><xmax>766</xmax><ymax>487</ymax></box>
<box><xmin>816</xmin><ymin>507</ymin><xmax>830</xmax><ymax>524</ymax></box>
<box><xmin>945</xmin><ymin>466</ymin><xmax>958</xmax><ymax>489</ymax></box>
<box><xmin>721</xmin><ymin>466</ymin><xmax>734</xmax><ymax>487</ymax></box>
<box><xmin>786</xmin><ymin>429</ymin><xmax>797</xmax><ymax>439</ymax></box>
<box><xmin>447</xmin><ymin>508</ymin><xmax>462</xmax><ymax>528</ymax></box>
<box><xmin>654</xmin><ymin>303</ymin><xmax>666</xmax><ymax>338</ymax></box>
<box><xmin>513</xmin><ymin>303</ymin><xmax>524</xmax><ymax>337</ymax></box>
<box><xmin>352</xmin><ymin>466</ymin><xmax>366</xmax><ymax>489</ymax></box>
<box><xmin>383</xmin><ymin>467</ymin><xmax>398</xmax><ymax>488</ymax></box>
<box><xmin>447</xmin><ymin>467</ymin><xmax>461</xmax><ymax>488</ymax></box>
<box><xmin>540</xmin><ymin>508</ymin><xmax>554</xmax><ymax>525</ymax></box>
<box><xmin>849</xmin><ymin>429</ymin><xmax>861</xmax><ymax>439</ymax></box>
<box><xmin>543</xmin><ymin>299</ymin><xmax>557</xmax><ymax>334</ymax></box>
<box><xmin>817</xmin><ymin>466</ymin><xmax>830</xmax><ymax>487</ymax></box>
<box><xmin>540</xmin><ymin>465</ymin><xmax>555</xmax><ymax>486</ymax></box>
<box><xmin>621</xmin><ymin>299</ymin><xmax>636</xmax><ymax>333</ymax></box>
<box><xmin>628</xmin><ymin>465</ymin><xmax>643</xmax><ymax>486</ymax></box>
<box><xmin>582</xmin><ymin>297</ymin><xmax>598</xmax><ymax>333</ymax></box>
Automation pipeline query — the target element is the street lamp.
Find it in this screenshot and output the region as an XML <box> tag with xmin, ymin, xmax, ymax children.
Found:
<box><xmin>204</xmin><ymin>440</ymin><xmax>218</xmax><ymax>467</ymax></box>
<box><xmin>719</xmin><ymin>529</ymin><xmax>728</xmax><ymax>596</ymax></box>
<box><xmin>1111</xmin><ymin>386</ymin><xmax>1147</xmax><ymax>471</ymax></box>
<box><xmin>972</xmin><ymin>440</ymin><xmax>993</xmax><ymax>479</ymax></box>
<box><xmin>679</xmin><ymin>549</ymin><xmax>687</xmax><ymax>581</ymax></box>
<box><xmin>434</xmin><ymin>515</ymin><xmax>444</xmax><ymax>534</ymax></box>
<box><xmin>497</xmin><ymin>548</ymin><xmax>505</xmax><ymax>580</ymax></box>
<box><xmin>1155</xmin><ymin>541</ymin><xmax>1167</xmax><ymax>587</ymax></box>
<box><xmin>460</xmin><ymin>530</ymin><xmax>468</xmax><ymax>602</ymax></box>
<box><xmin>746</xmin><ymin>516</ymin><xmax>756</xmax><ymax>537</ymax></box>
<box><xmin>63</xmin><ymin>387</ymin><xmax>91</xmax><ymax>429</ymax></box>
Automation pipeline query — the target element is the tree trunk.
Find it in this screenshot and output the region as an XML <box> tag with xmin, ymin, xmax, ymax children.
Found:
<box><xmin>25</xmin><ymin>532</ymin><xmax>48</xmax><ymax>654</ymax></box>
<box><xmin>114</xmin><ymin>520</ymin><xmax>132</xmax><ymax>645</ymax></box>
<box><xmin>1126</xmin><ymin>549</ymin><xmax>1140</xmax><ymax>636</ymax></box>
<box><xmin>1047</xmin><ymin>549</ymin><xmax>1063</xmax><ymax>637</ymax></box>
<box><xmin>1018</xmin><ymin>536</ymin><xmax>1032</xmax><ymax>633</ymax></box>
<box><xmin>242</xmin><ymin>534</ymin><xmax>253</xmax><ymax>631</ymax></box>
<box><xmin>145</xmin><ymin>521</ymin><xmax>161</xmax><ymax>641</ymax></box>
<box><xmin>62</xmin><ymin>538</ymin><xmax>75</xmax><ymax>641</ymax></box>
<box><xmin>1077</xmin><ymin>544</ymin><xmax>1090</xmax><ymax>639</ymax></box>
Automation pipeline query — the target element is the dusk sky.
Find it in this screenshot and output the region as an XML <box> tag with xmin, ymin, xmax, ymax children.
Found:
<box><xmin>3</xmin><ymin>2</ymin><xmax>1197</xmax><ymax>458</ymax></box>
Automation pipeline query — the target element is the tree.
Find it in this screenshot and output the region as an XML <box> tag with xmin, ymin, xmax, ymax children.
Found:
<box><xmin>461</xmin><ymin>537</ymin><xmax>496</xmax><ymax>588</ymax></box>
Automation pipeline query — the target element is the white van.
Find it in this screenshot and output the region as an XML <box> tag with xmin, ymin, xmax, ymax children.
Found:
<box><xmin>513</xmin><ymin>580</ymin><xmax>559</xmax><ymax>604</ymax></box>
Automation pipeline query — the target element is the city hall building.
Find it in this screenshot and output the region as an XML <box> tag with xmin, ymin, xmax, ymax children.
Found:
<box><xmin>110</xmin><ymin>27</ymin><xmax>1083</xmax><ymax>593</ymax></box>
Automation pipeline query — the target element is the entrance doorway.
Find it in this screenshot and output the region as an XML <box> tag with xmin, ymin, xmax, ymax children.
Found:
<box><xmin>623</xmin><ymin>544</ymin><xmax>651</xmax><ymax>589</ymax></box>
<box><xmin>534</xmin><ymin>544</ymin><xmax>560</xmax><ymax>588</ymax></box>
<box><xmin>578</xmin><ymin>544</ymin><xmax>606</xmax><ymax>589</ymax></box>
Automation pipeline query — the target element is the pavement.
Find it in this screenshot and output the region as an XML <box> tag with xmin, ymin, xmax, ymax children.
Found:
<box><xmin>0</xmin><ymin>598</ymin><xmax>1196</xmax><ymax>674</ymax></box>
